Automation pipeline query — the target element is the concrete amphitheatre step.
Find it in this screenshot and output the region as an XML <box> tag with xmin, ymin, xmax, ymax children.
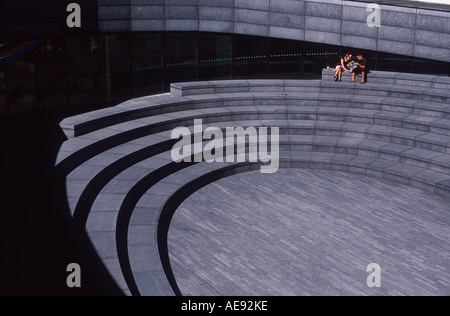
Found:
<box><xmin>61</xmin><ymin>81</ymin><xmax>450</xmax><ymax>138</ymax></box>
<box><xmin>322</xmin><ymin>68</ymin><xmax>450</xmax><ymax>89</ymax></box>
<box><xmin>62</xmin><ymin>100</ymin><xmax>450</xmax><ymax>138</ymax></box>
<box><xmin>50</xmin><ymin>69</ymin><xmax>450</xmax><ymax>296</ymax></box>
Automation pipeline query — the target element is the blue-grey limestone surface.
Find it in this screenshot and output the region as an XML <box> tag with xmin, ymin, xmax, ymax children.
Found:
<box><xmin>95</xmin><ymin>0</ymin><xmax>450</xmax><ymax>62</ymax></box>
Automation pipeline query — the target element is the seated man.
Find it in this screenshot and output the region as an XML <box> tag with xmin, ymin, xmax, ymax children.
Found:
<box><xmin>349</xmin><ymin>53</ymin><xmax>368</xmax><ymax>84</ymax></box>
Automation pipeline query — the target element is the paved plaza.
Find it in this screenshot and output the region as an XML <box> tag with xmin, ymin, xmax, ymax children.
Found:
<box><xmin>169</xmin><ymin>169</ymin><xmax>450</xmax><ymax>296</ymax></box>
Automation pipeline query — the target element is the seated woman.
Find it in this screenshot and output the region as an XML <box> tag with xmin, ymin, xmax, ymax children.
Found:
<box><xmin>334</xmin><ymin>54</ymin><xmax>353</xmax><ymax>82</ymax></box>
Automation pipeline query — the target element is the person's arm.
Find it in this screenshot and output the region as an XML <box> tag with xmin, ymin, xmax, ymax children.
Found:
<box><xmin>356</xmin><ymin>59</ymin><xmax>366</xmax><ymax>69</ymax></box>
<box><xmin>341</xmin><ymin>59</ymin><xmax>351</xmax><ymax>72</ymax></box>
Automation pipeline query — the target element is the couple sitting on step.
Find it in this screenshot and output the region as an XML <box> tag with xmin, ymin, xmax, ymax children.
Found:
<box><xmin>334</xmin><ymin>53</ymin><xmax>368</xmax><ymax>84</ymax></box>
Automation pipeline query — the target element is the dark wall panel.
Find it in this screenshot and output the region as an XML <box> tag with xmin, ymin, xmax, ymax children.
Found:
<box><xmin>0</xmin><ymin>0</ymin><xmax>99</xmax><ymax>41</ymax></box>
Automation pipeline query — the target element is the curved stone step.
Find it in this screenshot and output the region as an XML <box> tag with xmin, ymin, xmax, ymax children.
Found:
<box><xmin>64</xmin><ymin>123</ymin><xmax>450</xmax><ymax>216</ymax></box>
<box><xmin>57</xmin><ymin>105</ymin><xmax>450</xmax><ymax>176</ymax></box>
<box><xmin>63</xmin><ymin>118</ymin><xmax>450</xmax><ymax>220</ymax></box>
<box><xmin>321</xmin><ymin>69</ymin><xmax>450</xmax><ymax>90</ymax></box>
<box><xmin>61</xmin><ymin>93</ymin><xmax>450</xmax><ymax>139</ymax></box>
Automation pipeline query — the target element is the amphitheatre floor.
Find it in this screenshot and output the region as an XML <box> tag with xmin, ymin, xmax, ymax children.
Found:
<box><xmin>169</xmin><ymin>169</ymin><xmax>450</xmax><ymax>296</ymax></box>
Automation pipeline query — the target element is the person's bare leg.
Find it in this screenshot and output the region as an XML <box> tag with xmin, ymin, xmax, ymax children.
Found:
<box><xmin>360</xmin><ymin>72</ymin><xmax>366</xmax><ymax>84</ymax></box>
<box><xmin>349</xmin><ymin>73</ymin><xmax>356</xmax><ymax>82</ymax></box>
<box><xmin>337</xmin><ymin>68</ymin><xmax>342</xmax><ymax>82</ymax></box>
<box><xmin>334</xmin><ymin>67</ymin><xmax>339</xmax><ymax>80</ymax></box>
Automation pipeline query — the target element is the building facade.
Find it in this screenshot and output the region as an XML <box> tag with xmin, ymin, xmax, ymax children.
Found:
<box><xmin>1</xmin><ymin>0</ymin><xmax>449</xmax><ymax>115</ymax></box>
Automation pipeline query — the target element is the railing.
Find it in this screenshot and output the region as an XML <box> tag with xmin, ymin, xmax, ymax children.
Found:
<box><xmin>345</xmin><ymin>0</ymin><xmax>450</xmax><ymax>12</ymax></box>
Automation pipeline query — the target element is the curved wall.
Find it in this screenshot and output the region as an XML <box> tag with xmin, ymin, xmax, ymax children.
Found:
<box><xmin>1</xmin><ymin>1</ymin><xmax>449</xmax><ymax>116</ymax></box>
<box><xmin>97</xmin><ymin>0</ymin><xmax>450</xmax><ymax>63</ymax></box>
<box><xmin>1</xmin><ymin>1</ymin><xmax>449</xmax><ymax>63</ymax></box>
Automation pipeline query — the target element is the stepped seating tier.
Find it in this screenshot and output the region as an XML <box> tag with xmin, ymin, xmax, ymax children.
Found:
<box><xmin>50</xmin><ymin>69</ymin><xmax>450</xmax><ymax>296</ymax></box>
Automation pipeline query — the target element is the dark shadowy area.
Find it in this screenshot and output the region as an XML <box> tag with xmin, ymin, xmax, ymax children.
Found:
<box><xmin>0</xmin><ymin>109</ymin><xmax>66</xmax><ymax>295</ymax></box>
<box><xmin>0</xmin><ymin>107</ymin><xmax>123</xmax><ymax>296</ymax></box>
<box><xmin>0</xmin><ymin>0</ymin><xmax>99</xmax><ymax>42</ymax></box>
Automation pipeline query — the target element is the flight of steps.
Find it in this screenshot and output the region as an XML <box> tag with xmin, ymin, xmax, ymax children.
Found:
<box><xmin>48</xmin><ymin>69</ymin><xmax>450</xmax><ymax>296</ymax></box>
